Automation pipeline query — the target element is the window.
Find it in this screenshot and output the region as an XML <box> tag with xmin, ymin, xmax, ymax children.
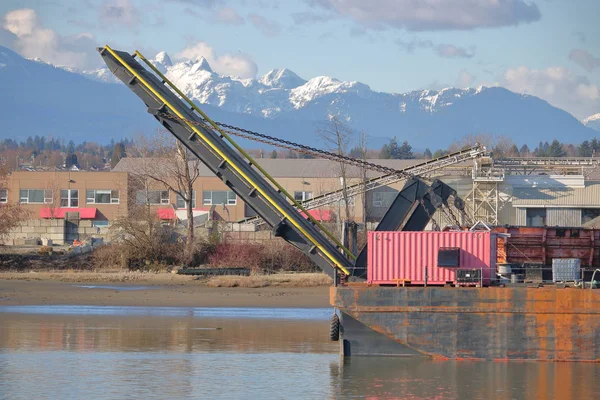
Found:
<box><xmin>176</xmin><ymin>191</ymin><xmax>196</xmax><ymax>209</ymax></box>
<box><xmin>136</xmin><ymin>190</ymin><xmax>169</xmax><ymax>205</ymax></box>
<box><xmin>86</xmin><ymin>189</ymin><xmax>119</xmax><ymax>204</ymax></box>
<box><xmin>92</xmin><ymin>220</ymin><xmax>109</xmax><ymax>228</ymax></box>
<box><xmin>372</xmin><ymin>192</ymin><xmax>396</xmax><ymax>208</ymax></box>
<box><xmin>203</xmin><ymin>190</ymin><xmax>236</xmax><ymax>205</ymax></box>
<box><xmin>20</xmin><ymin>189</ymin><xmax>53</xmax><ymax>204</ymax></box>
<box><xmin>294</xmin><ymin>191</ymin><xmax>313</xmax><ymax>202</ymax></box>
<box><xmin>526</xmin><ymin>208</ymin><xmax>546</xmax><ymax>227</ymax></box>
<box><xmin>0</xmin><ymin>189</ymin><xmax>6</xmax><ymax>203</ymax></box>
<box><xmin>60</xmin><ymin>189</ymin><xmax>79</xmax><ymax>208</ymax></box>
<box><xmin>582</xmin><ymin>209</ymin><xmax>600</xmax><ymax>225</ymax></box>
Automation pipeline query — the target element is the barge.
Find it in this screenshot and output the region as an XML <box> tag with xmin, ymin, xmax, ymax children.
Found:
<box><xmin>332</xmin><ymin>227</ymin><xmax>600</xmax><ymax>361</ymax></box>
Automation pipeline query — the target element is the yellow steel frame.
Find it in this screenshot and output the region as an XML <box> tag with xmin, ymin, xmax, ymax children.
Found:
<box><xmin>103</xmin><ymin>45</ymin><xmax>352</xmax><ymax>275</ymax></box>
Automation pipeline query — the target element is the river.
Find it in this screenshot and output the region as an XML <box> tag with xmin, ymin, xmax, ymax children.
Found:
<box><xmin>0</xmin><ymin>306</ymin><xmax>598</xmax><ymax>399</ymax></box>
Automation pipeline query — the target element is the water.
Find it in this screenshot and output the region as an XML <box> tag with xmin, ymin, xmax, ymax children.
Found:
<box><xmin>1</xmin><ymin>306</ymin><xmax>599</xmax><ymax>399</ymax></box>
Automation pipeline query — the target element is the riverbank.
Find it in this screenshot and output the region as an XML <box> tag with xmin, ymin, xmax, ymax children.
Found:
<box><xmin>0</xmin><ymin>273</ymin><xmax>331</xmax><ymax>308</ymax></box>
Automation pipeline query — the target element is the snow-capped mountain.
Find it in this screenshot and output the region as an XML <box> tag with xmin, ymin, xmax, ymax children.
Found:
<box><xmin>583</xmin><ymin>114</ymin><xmax>600</xmax><ymax>132</ymax></box>
<box><xmin>1</xmin><ymin>45</ymin><xmax>597</xmax><ymax>148</ymax></box>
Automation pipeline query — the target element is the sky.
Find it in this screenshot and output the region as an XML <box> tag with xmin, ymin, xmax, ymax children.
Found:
<box><xmin>0</xmin><ymin>0</ymin><xmax>598</xmax><ymax>119</ymax></box>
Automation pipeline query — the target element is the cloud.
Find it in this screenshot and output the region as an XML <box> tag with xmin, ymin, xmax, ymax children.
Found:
<box><xmin>435</xmin><ymin>44</ymin><xmax>474</xmax><ymax>59</ymax></box>
<box><xmin>248</xmin><ymin>13</ymin><xmax>280</xmax><ymax>37</ymax></box>
<box><xmin>569</xmin><ymin>49</ymin><xmax>600</xmax><ymax>72</ymax></box>
<box><xmin>311</xmin><ymin>0</ymin><xmax>541</xmax><ymax>31</ymax></box>
<box><xmin>291</xmin><ymin>11</ymin><xmax>331</xmax><ymax>25</ymax></box>
<box><xmin>396</xmin><ymin>38</ymin><xmax>474</xmax><ymax>59</ymax></box>
<box><xmin>215</xmin><ymin>7</ymin><xmax>244</xmax><ymax>25</ymax></box>
<box><xmin>457</xmin><ymin>71</ymin><xmax>476</xmax><ymax>88</ymax></box>
<box><xmin>500</xmin><ymin>66</ymin><xmax>599</xmax><ymax>119</ymax></box>
<box><xmin>99</xmin><ymin>0</ymin><xmax>139</xmax><ymax>27</ymax></box>
<box><xmin>176</xmin><ymin>41</ymin><xmax>258</xmax><ymax>78</ymax></box>
<box><xmin>1</xmin><ymin>8</ymin><xmax>100</xmax><ymax>69</ymax></box>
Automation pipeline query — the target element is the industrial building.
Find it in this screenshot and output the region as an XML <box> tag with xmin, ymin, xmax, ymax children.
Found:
<box><xmin>3</xmin><ymin>156</ymin><xmax>600</xmax><ymax>242</ymax></box>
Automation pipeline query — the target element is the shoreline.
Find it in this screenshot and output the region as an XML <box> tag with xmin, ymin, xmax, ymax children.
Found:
<box><xmin>0</xmin><ymin>273</ymin><xmax>332</xmax><ymax>308</ymax></box>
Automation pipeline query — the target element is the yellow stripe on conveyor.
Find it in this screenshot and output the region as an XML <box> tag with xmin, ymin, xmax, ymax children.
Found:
<box><xmin>133</xmin><ymin>50</ymin><xmax>356</xmax><ymax>262</ymax></box>
<box><xmin>102</xmin><ymin>45</ymin><xmax>352</xmax><ymax>276</ymax></box>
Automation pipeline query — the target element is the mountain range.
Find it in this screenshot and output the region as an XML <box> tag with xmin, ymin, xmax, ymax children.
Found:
<box><xmin>0</xmin><ymin>45</ymin><xmax>598</xmax><ymax>150</ymax></box>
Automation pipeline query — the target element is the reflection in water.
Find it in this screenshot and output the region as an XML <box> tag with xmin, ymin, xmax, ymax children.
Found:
<box><xmin>333</xmin><ymin>357</ymin><xmax>600</xmax><ymax>400</ymax></box>
<box><xmin>1</xmin><ymin>306</ymin><xmax>599</xmax><ymax>399</ymax></box>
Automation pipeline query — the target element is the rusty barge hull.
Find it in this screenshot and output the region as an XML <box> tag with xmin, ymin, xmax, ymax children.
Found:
<box><xmin>331</xmin><ymin>285</ymin><xmax>600</xmax><ymax>361</ymax></box>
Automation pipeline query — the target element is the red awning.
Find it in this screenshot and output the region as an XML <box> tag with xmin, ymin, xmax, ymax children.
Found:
<box><xmin>300</xmin><ymin>209</ymin><xmax>333</xmax><ymax>222</ymax></box>
<box><xmin>40</xmin><ymin>208</ymin><xmax>97</xmax><ymax>219</ymax></box>
<box><xmin>157</xmin><ymin>208</ymin><xmax>176</xmax><ymax>220</ymax></box>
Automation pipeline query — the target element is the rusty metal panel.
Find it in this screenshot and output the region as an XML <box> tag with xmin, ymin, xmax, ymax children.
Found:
<box><xmin>368</xmin><ymin>231</ymin><xmax>495</xmax><ymax>285</ymax></box>
<box><xmin>493</xmin><ymin>226</ymin><xmax>600</xmax><ymax>267</ymax></box>
<box><xmin>332</xmin><ymin>285</ymin><xmax>600</xmax><ymax>361</ymax></box>
<box><xmin>547</xmin><ymin>208</ymin><xmax>581</xmax><ymax>227</ymax></box>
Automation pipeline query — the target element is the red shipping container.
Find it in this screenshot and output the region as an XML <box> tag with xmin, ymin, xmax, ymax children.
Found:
<box><xmin>367</xmin><ymin>231</ymin><xmax>496</xmax><ymax>285</ymax></box>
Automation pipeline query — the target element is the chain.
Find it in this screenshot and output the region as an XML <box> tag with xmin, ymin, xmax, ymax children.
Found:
<box><xmin>158</xmin><ymin>110</ymin><xmax>466</xmax><ymax>229</ymax></box>
<box><xmin>418</xmin><ymin>196</ymin><xmax>440</xmax><ymax>231</ymax></box>
<box><xmin>157</xmin><ymin>112</ymin><xmax>414</xmax><ymax>178</ymax></box>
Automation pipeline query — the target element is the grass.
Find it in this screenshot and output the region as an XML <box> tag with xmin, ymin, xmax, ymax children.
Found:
<box><xmin>205</xmin><ymin>273</ymin><xmax>332</xmax><ymax>288</ymax></box>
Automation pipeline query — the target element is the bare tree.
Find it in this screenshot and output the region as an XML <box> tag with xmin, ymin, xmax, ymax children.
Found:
<box><xmin>127</xmin><ymin>132</ymin><xmax>201</xmax><ymax>264</ymax></box>
<box><xmin>317</xmin><ymin>116</ymin><xmax>354</xmax><ymax>222</ymax></box>
<box><xmin>0</xmin><ymin>164</ymin><xmax>29</xmax><ymax>243</ymax></box>
<box><xmin>357</xmin><ymin>131</ymin><xmax>369</xmax><ymax>225</ymax></box>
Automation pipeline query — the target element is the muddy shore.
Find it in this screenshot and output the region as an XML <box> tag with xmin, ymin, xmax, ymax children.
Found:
<box><xmin>0</xmin><ymin>274</ymin><xmax>331</xmax><ymax>308</ymax></box>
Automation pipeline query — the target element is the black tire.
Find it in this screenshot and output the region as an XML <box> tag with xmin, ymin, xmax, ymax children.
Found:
<box><xmin>329</xmin><ymin>313</ymin><xmax>340</xmax><ymax>342</ymax></box>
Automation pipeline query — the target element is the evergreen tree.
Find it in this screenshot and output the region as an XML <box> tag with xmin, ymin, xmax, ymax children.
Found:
<box><xmin>547</xmin><ymin>139</ymin><xmax>566</xmax><ymax>157</ymax></box>
<box><xmin>110</xmin><ymin>142</ymin><xmax>126</xmax><ymax>168</ymax></box>
<box><xmin>379</xmin><ymin>137</ymin><xmax>399</xmax><ymax>159</ymax></box>
<box><xmin>397</xmin><ymin>141</ymin><xmax>414</xmax><ymax>159</ymax></box>
<box><xmin>519</xmin><ymin>144</ymin><xmax>530</xmax><ymax>156</ymax></box>
<box><xmin>579</xmin><ymin>140</ymin><xmax>592</xmax><ymax>157</ymax></box>
<box><xmin>509</xmin><ymin>144</ymin><xmax>520</xmax><ymax>156</ymax></box>
<box><xmin>270</xmin><ymin>150</ymin><xmax>277</xmax><ymax>159</ymax></box>
<box><xmin>591</xmin><ymin>138</ymin><xmax>599</xmax><ymax>155</ymax></box>
<box><xmin>423</xmin><ymin>148</ymin><xmax>432</xmax><ymax>159</ymax></box>
<box><xmin>65</xmin><ymin>153</ymin><xmax>78</xmax><ymax>168</ymax></box>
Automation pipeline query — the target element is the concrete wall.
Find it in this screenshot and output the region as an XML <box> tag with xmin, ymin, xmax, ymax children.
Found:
<box><xmin>4</xmin><ymin>219</ymin><xmax>66</xmax><ymax>245</ymax></box>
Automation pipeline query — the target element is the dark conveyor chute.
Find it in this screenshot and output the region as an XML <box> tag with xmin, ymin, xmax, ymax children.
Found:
<box><xmin>97</xmin><ymin>46</ymin><xmax>465</xmax><ymax>281</ymax></box>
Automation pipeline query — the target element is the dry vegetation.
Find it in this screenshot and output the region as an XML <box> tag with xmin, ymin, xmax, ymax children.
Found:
<box><xmin>204</xmin><ymin>273</ymin><xmax>332</xmax><ymax>288</ymax></box>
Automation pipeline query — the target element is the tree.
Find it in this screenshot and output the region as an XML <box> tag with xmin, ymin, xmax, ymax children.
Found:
<box><xmin>65</xmin><ymin>152</ymin><xmax>78</xmax><ymax>168</ymax></box>
<box><xmin>519</xmin><ymin>144</ymin><xmax>530</xmax><ymax>156</ymax></box>
<box><xmin>433</xmin><ymin>149</ymin><xmax>448</xmax><ymax>158</ymax></box>
<box><xmin>270</xmin><ymin>150</ymin><xmax>277</xmax><ymax>159</ymax></box>
<box><xmin>591</xmin><ymin>138</ymin><xmax>599</xmax><ymax>155</ymax></box>
<box><xmin>128</xmin><ymin>133</ymin><xmax>201</xmax><ymax>265</ymax></box>
<box><xmin>0</xmin><ymin>163</ymin><xmax>29</xmax><ymax>243</ymax></box>
<box><xmin>111</xmin><ymin>142</ymin><xmax>126</xmax><ymax>169</ymax></box>
<box><xmin>548</xmin><ymin>139</ymin><xmax>566</xmax><ymax>157</ymax></box>
<box><xmin>578</xmin><ymin>140</ymin><xmax>592</xmax><ymax>157</ymax></box>
<box><xmin>508</xmin><ymin>144</ymin><xmax>520</xmax><ymax>157</ymax></box>
<box><xmin>397</xmin><ymin>141</ymin><xmax>414</xmax><ymax>159</ymax></box>
<box><xmin>379</xmin><ymin>137</ymin><xmax>399</xmax><ymax>159</ymax></box>
<box><xmin>423</xmin><ymin>148</ymin><xmax>432</xmax><ymax>159</ymax></box>
<box><xmin>317</xmin><ymin>116</ymin><xmax>354</xmax><ymax>223</ymax></box>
